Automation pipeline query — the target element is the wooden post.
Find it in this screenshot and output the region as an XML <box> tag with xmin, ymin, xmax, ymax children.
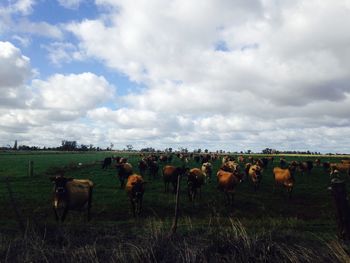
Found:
<box><xmin>330</xmin><ymin>178</ymin><xmax>350</xmax><ymax>240</ymax></box>
<box><xmin>170</xmin><ymin>174</ymin><xmax>182</xmax><ymax>236</ymax></box>
<box><xmin>28</xmin><ymin>161</ymin><xmax>33</xmax><ymax>177</ymax></box>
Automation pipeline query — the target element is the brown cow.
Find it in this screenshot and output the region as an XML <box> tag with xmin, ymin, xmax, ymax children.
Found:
<box><xmin>248</xmin><ymin>164</ymin><xmax>262</xmax><ymax>191</ymax></box>
<box><xmin>188</xmin><ymin>168</ymin><xmax>205</xmax><ymax>201</ymax></box>
<box><xmin>330</xmin><ymin>163</ymin><xmax>350</xmax><ymax>176</ymax></box>
<box><xmin>298</xmin><ymin>161</ymin><xmax>313</xmax><ymax>175</ymax></box>
<box><xmin>148</xmin><ymin>160</ymin><xmax>159</xmax><ymax>179</ymax></box>
<box><xmin>221</xmin><ymin>161</ymin><xmax>239</xmax><ymax>173</ymax></box>
<box><xmin>238</xmin><ymin>155</ymin><xmax>245</xmax><ymax>163</ymax></box>
<box><xmin>273</xmin><ymin>166</ymin><xmax>296</xmax><ymax>198</ymax></box>
<box><xmin>201</xmin><ymin>162</ymin><xmax>212</xmax><ymax>183</ymax></box>
<box><xmin>116</xmin><ymin>162</ymin><xmax>133</xmax><ymax>189</ymax></box>
<box><xmin>138</xmin><ymin>159</ymin><xmax>148</xmax><ymax>177</ymax></box>
<box><xmin>217</xmin><ymin>168</ymin><xmax>243</xmax><ymax>205</ymax></box>
<box><xmin>125</xmin><ymin>174</ymin><xmax>146</xmax><ymax>217</ymax></box>
<box><xmin>314</xmin><ymin>158</ymin><xmax>321</xmax><ymax>166</ymax></box>
<box><xmin>50</xmin><ymin>175</ymin><xmax>93</xmax><ymax>222</ymax></box>
<box><xmin>162</xmin><ymin>165</ymin><xmax>188</xmax><ymax>193</ymax></box>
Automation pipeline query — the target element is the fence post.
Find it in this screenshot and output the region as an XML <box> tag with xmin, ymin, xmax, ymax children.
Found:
<box><xmin>28</xmin><ymin>161</ymin><xmax>33</xmax><ymax>177</ymax></box>
<box><xmin>330</xmin><ymin>178</ymin><xmax>350</xmax><ymax>240</ymax></box>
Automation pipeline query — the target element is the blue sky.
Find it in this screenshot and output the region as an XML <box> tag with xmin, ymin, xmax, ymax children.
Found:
<box><xmin>0</xmin><ymin>0</ymin><xmax>350</xmax><ymax>153</ymax></box>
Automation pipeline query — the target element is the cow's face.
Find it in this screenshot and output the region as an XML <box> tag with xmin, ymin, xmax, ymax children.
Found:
<box><xmin>50</xmin><ymin>176</ymin><xmax>73</xmax><ymax>207</ymax></box>
<box><xmin>254</xmin><ymin>165</ymin><xmax>262</xmax><ymax>180</ymax></box>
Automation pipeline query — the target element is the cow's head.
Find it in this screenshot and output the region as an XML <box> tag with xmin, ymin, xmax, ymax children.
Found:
<box><xmin>252</xmin><ymin>165</ymin><xmax>262</xmax><ymax>180</ymax></box>
<box><xmin>50</xmin><ymin>176</ymin><xmax>73</xmax><ymax>207</ymax></box>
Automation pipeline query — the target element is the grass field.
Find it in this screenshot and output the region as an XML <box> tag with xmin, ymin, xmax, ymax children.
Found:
<box><xmin>0</xmin><ymin>151</ymin><xmax>349</xmax><ymax>262</ymax></box>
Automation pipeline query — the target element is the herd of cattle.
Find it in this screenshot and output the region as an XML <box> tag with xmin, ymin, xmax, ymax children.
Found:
<box><xmin>50</xmin><ymin>153</ymin><xmax>350</xmax><ymax>221</ymax></box>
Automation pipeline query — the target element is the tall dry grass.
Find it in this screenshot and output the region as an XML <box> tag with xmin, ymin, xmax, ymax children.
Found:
<box><xmin>1</xmin><ymin>217</ymin><xmax>349</xmax><ymax>262</ymax></box>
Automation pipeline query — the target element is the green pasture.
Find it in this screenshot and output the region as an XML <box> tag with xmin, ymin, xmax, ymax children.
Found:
<box><xmin>1</xmin><ymin>151</ymin><xmax>350</xmax><ymax>261</ymax></box>
<box><xmin>0</xmin><ymin>151</ymin><xmax>347</xmax><ymax>235</ymax></box>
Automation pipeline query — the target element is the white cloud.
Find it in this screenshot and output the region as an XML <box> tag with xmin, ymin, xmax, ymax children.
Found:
<box><xmin>62</xmin><ymin>0</ymin><xmax>350</xmax><ymax>152</ymax></box>
<box><xmin>0</xmin><ymin>41</ymin><xmax>31</xmax><ymax>88</ymax></box>
<box><xmin>12</xmin><ymin>0</ymin><xmax>36</xmax><ymax>15</ymax></box>
<box><xmin>1</xmin><ymin>1</ymin><xmax>350</xmax><ymax>152</ymax></box>
<box><xmin>31</xmin><ymin>72</ymin><xmax>115</xmax><ymax>111</ymax></box>
<box><xmin>15</xmin><ymin>19</ymin><xmax>64</xmax><ymax>39</ymax></box>
<box><xmin>41</xmin><ymin>42</ymin><xmax>85</xmax><ymax>65</ymax></box>
<box><xmin>0</xmin><ymin>41</ymin><xmax>32</xmax><ymax>108</ymax></box>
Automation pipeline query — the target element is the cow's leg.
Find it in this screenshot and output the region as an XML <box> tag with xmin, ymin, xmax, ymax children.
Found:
<box><xmin>53</xmin><ymin>207</ymin><xmax>59</xmax><ymax>221</ymax></box>
<box><xmin>61</xmin><ymin>207</ymin><xmax>69</xmax><ymax>222</ymax></box>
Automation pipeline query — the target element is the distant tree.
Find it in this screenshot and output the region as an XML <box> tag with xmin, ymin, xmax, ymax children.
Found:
<box><xmin>110</xmin><ymin>143</ymin><xmax>114</xmax><ymax>150</ymax></box>
<box><xmin>13</xmin><ymin>140</ymin><xmax>17</xmax><ymax>150</ymax></box>
<box><xmin>61</xmin><ymin>140</ymin><xmax>77</xmax><ymax>151</ymax></box>
<box><xmin>204</xmin><ymin>149</ymin><xmax>208</xmax><ymax>153</ymax></box>
<box><xmin>126</xmin><ymin>144</ymin><xmax>133</xmax><ymax>151</ymax></box>
<box><xmin>262</xmin><ymin>148</ymin><xmax>273</xmax><ymax>154</ymax></box>
<box><xmin>80</xmin><ymin>144</ymin><xmax>89</xmax><ymax>151</ymax></box>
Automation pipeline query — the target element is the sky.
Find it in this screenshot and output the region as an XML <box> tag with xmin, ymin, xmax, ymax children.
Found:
<box><xmin>0</xmin><ymin>0</ymin><xmax>350</xmax><ymax>153</ymax></box>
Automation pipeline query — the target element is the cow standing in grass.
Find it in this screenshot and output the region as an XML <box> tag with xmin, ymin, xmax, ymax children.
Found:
<box><xmin>187</xmin><ymin>168</ymin><xmax>205</xmax><ymax>202</ymax></box>
<box><xmin>217</xmin><ymin>168</ymin><xmax>243</xmax><ymax>206</ymax></box>
<box><xmin>298</xmin><ymin>161</ymin><xmax>313</xmax><ymax>175</ymax></box>
<box><xmin>273</xmin><ymin>165</ymin><xmax>296</xmax><ymax>198</ymax></box>
<box><xmin>162</xmin><ymin>165</ymin><xmax>188</xmax><ymax>193</ymax></box>
<box><xmin>50</xmin><ymin>175</ymin><xmax>93</xmax><ymax>222</ymax></box>
<box><xmin>125</xmin><ymin>174</ymin><xmax>146</xmax><ymax>217</ymax></box>
<box><xmin>246</xmin><ymin>164</ymin><xmax>262</xmax><ymax>191</ymax></box>
<box><xmin>148</xmin><ymin>160</ymin><xmax>159</xmax><ymax>179</ymax></box>
<box><xmin>138</xmin><ymin>159</ymin><xmax>148</xmax><ymax>177</ymax></box>
<box><xmin>201</xmin><ymin>162</ymin><xmax>212</xmax><ymax>183</ymax></box>
<box><xmin>102</xmin><ymin>157</ymin><xmax>112</xmax><ymax>169</ymax></box>
<box><xmin>116</xmin><ymin>163</ymin><xmax>133</xmax><ymax>189</ymax></box>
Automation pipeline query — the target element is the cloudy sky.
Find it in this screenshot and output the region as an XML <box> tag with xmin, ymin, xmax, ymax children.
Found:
<box><xmin>0</xmin><ymin>0</ymin><xmax>350</xmax><ymax>153</ymax></box>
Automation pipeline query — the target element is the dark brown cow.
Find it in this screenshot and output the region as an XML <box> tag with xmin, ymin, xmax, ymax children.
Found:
<box><xmin>162</xmin><ymin>165</ymin><xmax>188</xmax><ymax>193</ymax></box>
<box><xmin>159</xmin><ymin>155</ymin><xmax>168</xmax><ymax>163</ymax></box>
<box><xmin>279</xmin><ymin>157</ymin><xmax>287</xmax><ymax>168</ymax></box>
<box><xmin>148</xmin><ymin>160</ymin><xmax>159</xmax><ymax>179</ymax></box>
<box><xmin>138</xmin><ymin>159</ymin><xmax>148</xmax><ymax>177</ymax></box>
<box><xmin>102</xmin><ymin>157</ymin><xmax>112</xmax><ymax>169</ymax></box>
<box><xmin>116</xmin><ymin>163</ymin><xmax>133</xmax><ymax>189</ymax></box>
<box><xmin>50</xmin><ymin>175</ymin><xmax>93</xmax><ymax>222</ymax></box>
<box><xmin>298</xmin><ymin>161</ymin><xmax>313</xmax><ymax>175</ymax></box>
<box><xmin>187</xmin><ymin>168</ymin><xmax>205</xmax><ymax>201</ymax></box>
